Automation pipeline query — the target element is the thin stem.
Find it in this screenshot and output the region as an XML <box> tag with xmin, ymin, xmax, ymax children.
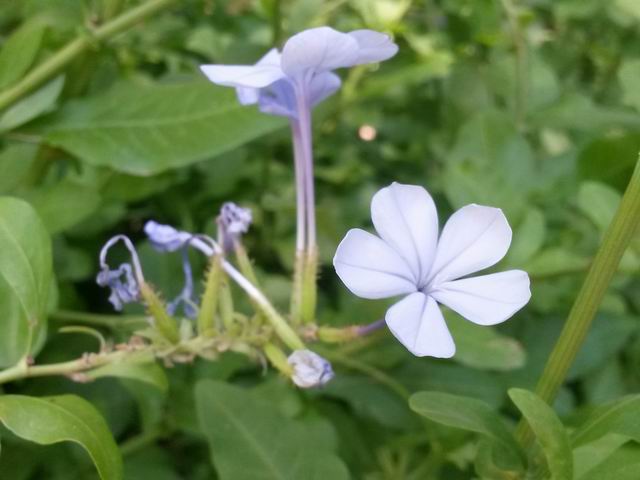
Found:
<box><xmin>50</xmin><ymin>310</ymin><xmax>147</xmax><ymax>329</ymax></box>
<box><xmin>186</xmin><ymin>237</ymin><xmax>306</xmax><ymax>350</ymax></box>
<box><xmin>500</xmin><ymin>0</ymin><xmax>527</xmax><ymax>128</ymax></box>
<box><xmin>0</xmin><ymin>0</ymin><xmax>177</xmax><ymax>112</ymax></box>
<box><xmin>0</xmin><ymin>350</ymin><xmax>130</xmax><ymax>385</ymax></box>
<box><xmin>516</xmin><ymin>156</ymin><xmax>640</xmax><ymax>446</ymax></box>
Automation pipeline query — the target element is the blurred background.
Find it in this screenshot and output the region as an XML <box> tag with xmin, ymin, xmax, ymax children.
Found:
<box><xmin>1</xmin><ymin>0</ymin><xmax>639</xmax><ymax>478</ymax></box>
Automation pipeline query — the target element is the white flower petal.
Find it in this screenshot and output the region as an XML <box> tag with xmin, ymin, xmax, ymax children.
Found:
<box><xmin>371</xmin><ymin>182</ymin><xmax>438</xmax><ymax>286</ymax></box>
<box><xmin>385</xmin><ymin>292</ymin><xmax>455</xmax><ymax>358</ymax></box>
<box><xmin>309</xmin><ymin>72</ymin><xmax>342</xmax><ymax>107</ymax></box>
<box><xmin>430</xmin><ymin>270</ymin><xmax>531</xmax><ymax>326</ymax></box>
<box><xmin>333</xmin><ymin>229</ymin><xmax>417</xmax><ymax>299</ymax></box>
<box><xmin>200</xmin><ymin>64</ymin><xmax>285</xmax><ymax>89</ymax></box>
<box><xmin>428</xmin><ymin>204</ymin><xmax>512</xmax><ymax>284</ymax></box>
<box><xmin>281</xmin><ymin>27</ymin><xmax>360</xmax><ymax>77</ymax></box>
<box><xmin>348</xmin><ymin>30</ymin><xmax>399</xmax><ymax>64</ymax></box>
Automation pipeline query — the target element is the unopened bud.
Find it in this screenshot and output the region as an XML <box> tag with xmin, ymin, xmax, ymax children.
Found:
<box><xmin>287</xmin><ymin>349</ymin><xmax>334</xmax><ymax>388</ymax></box>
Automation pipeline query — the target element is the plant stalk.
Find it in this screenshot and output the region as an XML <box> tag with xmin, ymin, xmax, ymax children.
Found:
<box><xmin>0</xmin><ymin>0</ymin><xmax>177</xmax><ymax>112</ymax></box>
<box><xmin>516</xmin><ymin>156</ymin><xmax>640</xmax><ymax>446</ymax></box>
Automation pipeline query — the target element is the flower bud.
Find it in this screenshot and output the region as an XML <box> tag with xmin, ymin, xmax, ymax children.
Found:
<box><xmin>287</xmin><ymin>349</ymin><xmax>334</xmax><ymax>388</ymax></box>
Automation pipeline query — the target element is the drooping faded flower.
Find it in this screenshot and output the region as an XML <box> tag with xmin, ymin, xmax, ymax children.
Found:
<box><xmin>200</xmin><ymin>26</ymin><xmax>398</xmax><ymax>118</ymax></box>
<box><xmin>96</xmin><ymin>235</ymin><xmax>144</xmax><ymax>311</ymax></box>
<box><xmin>333</xmin><ymin>183</ymin><xmax>531</xmax><ymax>358</ymax></box>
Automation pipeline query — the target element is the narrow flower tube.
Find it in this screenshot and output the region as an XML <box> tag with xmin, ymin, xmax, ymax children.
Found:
<box><xmin>200</xmin><ymin>27</ymin><xmax>398</xmax><ymax>325</ymax></box>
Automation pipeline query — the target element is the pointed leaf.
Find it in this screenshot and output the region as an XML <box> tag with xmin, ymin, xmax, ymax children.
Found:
<box><xmin>409</xmin><ymin>391</ymin><xmax>521</xmax><ymax>460</ymax></box>
<box><xmin>572</xmin><ymin>394</ymin><xmax>640</xmax><ymax>446</ymax></box>
<box><xmin>0</xmin><ymin>22</ymin><xmax>45</xmax><ymax>89</ymax></box>
<box><xmin>195</xmin><ymin>379</ymin><xmax>349</xmax><ymax>480</ymax></box>
<box><xmin>508</xmin><ymin>388</ymin><xmax>573</xmax><ymax>480</ymax></box>
<box><xmin>0</xmin><ymin>394</ymin><xmax>123</xmax><ymax>480</ymax></box>
<box><xmin>0</xmin><ymin>197</ymin><xmax>52</xmax><ymax>366</ymax></box>
<box><xmin>44</xmin><ymin>81</ymin><xmax>285</xmax><ymax>175</ymax></box>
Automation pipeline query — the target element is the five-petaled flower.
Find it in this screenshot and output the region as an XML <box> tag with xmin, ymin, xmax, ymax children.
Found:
<box><xmin>333</xmin><ymin>183</ymin><xmax>531</xmax><ymax>358</ymax></box>
<box><xmin>200</xmin><ymin>26</ymin><xmax>398</xmax><ymax>118</ymax></box>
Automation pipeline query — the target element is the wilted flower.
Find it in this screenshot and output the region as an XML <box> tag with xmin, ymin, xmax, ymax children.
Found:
<box><xmin>200</xmin><ymin>26</ymin><xmax>398</xmax><ymax>118</ymax></box>
<box><xmin>333</xmin><ymin>183</ymin><xmax>531</xmax><ymax>358</ymax></box>
<box><xmin>287</xmin><ymin>349</ymin><xmax>334</xmax><ymax>388</ymax></box>
<box><xmin>217</xmin><ymin>202</ymin><xmax>252</xmax><ymax>251</ymax></box>
<box><xmin>97</xmin><ymin>235</ymin><xmax>144</xmax><ymax>311</ymax></box>
<box><xmin>143</xmin><ymin>220</ymin><xmax>198</xmax><ymax>318</ymax></box>
<box><xmin>144</xmin><ymin>220</ymin><xmax>192</xmax><ymax>252</ymax></box>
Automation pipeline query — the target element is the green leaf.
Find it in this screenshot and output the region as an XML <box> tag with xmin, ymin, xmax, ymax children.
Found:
<box><xmin>22</xmin><ymin>177</ymin><xmax>102</xmax><ymax>234</ymax></box>
<box><xmin>578</xmin><ymin>133</ymin><xmax>640</xmax><ymax>190</ymax></box>
<box><xmin>572</xmin><ymin>395</ymin><xmax>640</xmax><ymax>446</ymax></box>
<box><xmin>0</xmin><ymin>76</ymin><xmax>64</xmax><ymax>132</ymax></box>
<box><xmin>44</xmin><ymin>81</ymin><xmax>285</xmax><ymax>175</ymax></box>
<box><xmin>573</xmin><ymin>433</ymin><xmax>630</xmax><ymax>479</ymax></box>
<box><xmin>577</xmin><ymin>181</ymin><xmax>621</xmax><ymax>232</ymax></box>
<box><xmin>505</xmin><ymin>208</ymin><xmax>547</xmax><ymax>265</ymax></box>
<box><xmin>578</xmin><ymin>443</ymin><xmax>640</xmax><ymax>480</ymax></box>
<box><xmin>195</xmin><ymin>379</ymin><xmax>349</xmax><ymax>480</ymax></box>
<box><xmin>0</xmin><ymin>197</ymin><xmax>52</xmax><ymax>366</ymax></box>
<box><xmin>0</xmin><ymin>22</ymin><xmax>45</xmax><ymax>90</ymax></box>
<box><xmin>409</xmin><ymin>391</ymin><xmax>521</xmax><ymax>461</ymax></box>
<box><xmin>0</xmin><ymin>394</ymin><xmax>123</xmax><ymax>480</ymax></box>
<box><xmin>619</xmin><ymin>59</ymin><xmax>640</xmax><ymax>110</ymax></box>
<box><xmin>87</xmin><ymin>358</ymin><xmax>168</xmax><ymax>392</ymax></box>
<box><xmin>445</xmin><ymin>311</ymin><xmax>526</xmax><ymax>371</ymax></box>
<box><xmin>0</xmin><ymin>144</ymin><xmax>38</xmax><ymax>194</ymax></box>
<box><xmin>508</xmin><ymin>388</ymin><xmax>573</xmax><ymax>480</ymax></box>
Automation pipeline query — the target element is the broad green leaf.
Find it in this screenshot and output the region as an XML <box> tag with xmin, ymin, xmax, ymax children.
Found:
<box><xmin>578</xmin><ymin>133</ymin><xmax>640</xmax><ymax>190</ymax></box>
<box><xmin>409</xmin><ymin>391</ymin><xmax>521</xmax><ymax>461</ymax></box>
<box><xmin>445</xmin><ymin>311</ymin><xmax>526</xmax><ymax>371</ymax></box>
<box><xmin>577</xmin><ymin>181</ymin><xmax>621</xmax><ymax>232</ymax></box>
<box><xmin>0</xmin><ymin>144</ymin><xmax>37</xmax><ymax>194</ymax></box>
<box><xmin>0</xmin><ymin>197</ymin><xmax>52</xmax><ymax>366</ymax></box>
<box><xmin>573</xmin><ymin>433</ymin><xmax>630</xmax><ymax>479</ymax></box>
<box><xmin>45</xmin><ymin>81</ymin><xmax>285</xmax><ymax>175</ymax></box>
<box><xmin>195</xmin><ymin>379</ymin><xmax>349</xmax><ymax>480</ymax></box>
<box><xmin>505</xmin><ymin>207</ymin><xmax>547</xmax><ymax>266</ymax></box>
<box><xmin>0</xmin><ymin>22</ymin><xmax>45</xmax><ymax>90</ymax></box>
<box><xmin>0</xmin><ymin>76</ymin><xmax>64</xmax><ymax>132</ymax></box>
<box><xmin>474</xmin><ymin>439</ymin><xmax>525</xmax><ymax>480</ymax></box>
<box><xmin>572</xmin><ymin>395</ymin><xmax>640</xmax><ymax>446</ymax></box>
<box><xmin>578</xmin><ymin>443</ymin><xmax>640</xmax><ymax>480</ymax></box>
<box><xmin>87</xmin><ymin>357</ymin><xmax>168</xmax><ymax>392</ymax></box>
<box><xmin>508</xmin><ymin>388</ymin><xmax>573</xmax><ymax>480</ymax></box>
<box><xmin>619</xmin><ymin>59</ymin><xmax>640</xmax><ymax>110</ymax></box>
<box><xmin>0</xmin><ymin>394</ymin><xmax>123</xmax><ymax>480</ymax></box>
<box><xmin>442</xmin><ymin>110</ymin><xmax>537</xmax><ymax>218</ymax></box>
<box><xmin>525</xmin><ymin>247</ymin><xmax>589</xmax><ymax>278</ymax></box>
<box><xmin>22</xmin><ymin>177</ymin><xmax>102</xmax><ymax>234</ymax></box>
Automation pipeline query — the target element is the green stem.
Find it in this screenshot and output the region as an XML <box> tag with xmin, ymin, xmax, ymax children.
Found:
<box><xmin>51</xmin><ymin>310</ymin><xmax>147</xmax><ymax>329</ymax></box>
<box><xmin>517</xmin><ymin>156</ymin><xmax>640</xmax><ymax>446</ymax></box>
<box><xmin>0</xmin><ymin>350</ymin><xmax>129</xmax><ymax>385</ymax></box>
<box><xmin>500</xmin><ymin>0</ymin><xmax>527</xmax><ymax>128</ymax></box>
<box><xmin>0</xmin><ymin>0</ymin><xmax>177</xmax><ymax>112</ymax></box>
<box><xmin>300</xmin><ymin>247</ymin><xmax>318</xmax><ymax>323</ymax></box>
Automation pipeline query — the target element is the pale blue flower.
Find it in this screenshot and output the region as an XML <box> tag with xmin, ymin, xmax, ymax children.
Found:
<box><xmin>200</xmin><ymin>26</ymin><xmax>398</xmax><ymax>118</ymax></box>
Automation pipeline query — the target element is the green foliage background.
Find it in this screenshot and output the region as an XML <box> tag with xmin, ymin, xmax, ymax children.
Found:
<box><xmin>0</xmin><ymin>0</ymin><xmax>640</xmax><ymax>478</ymax></box>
